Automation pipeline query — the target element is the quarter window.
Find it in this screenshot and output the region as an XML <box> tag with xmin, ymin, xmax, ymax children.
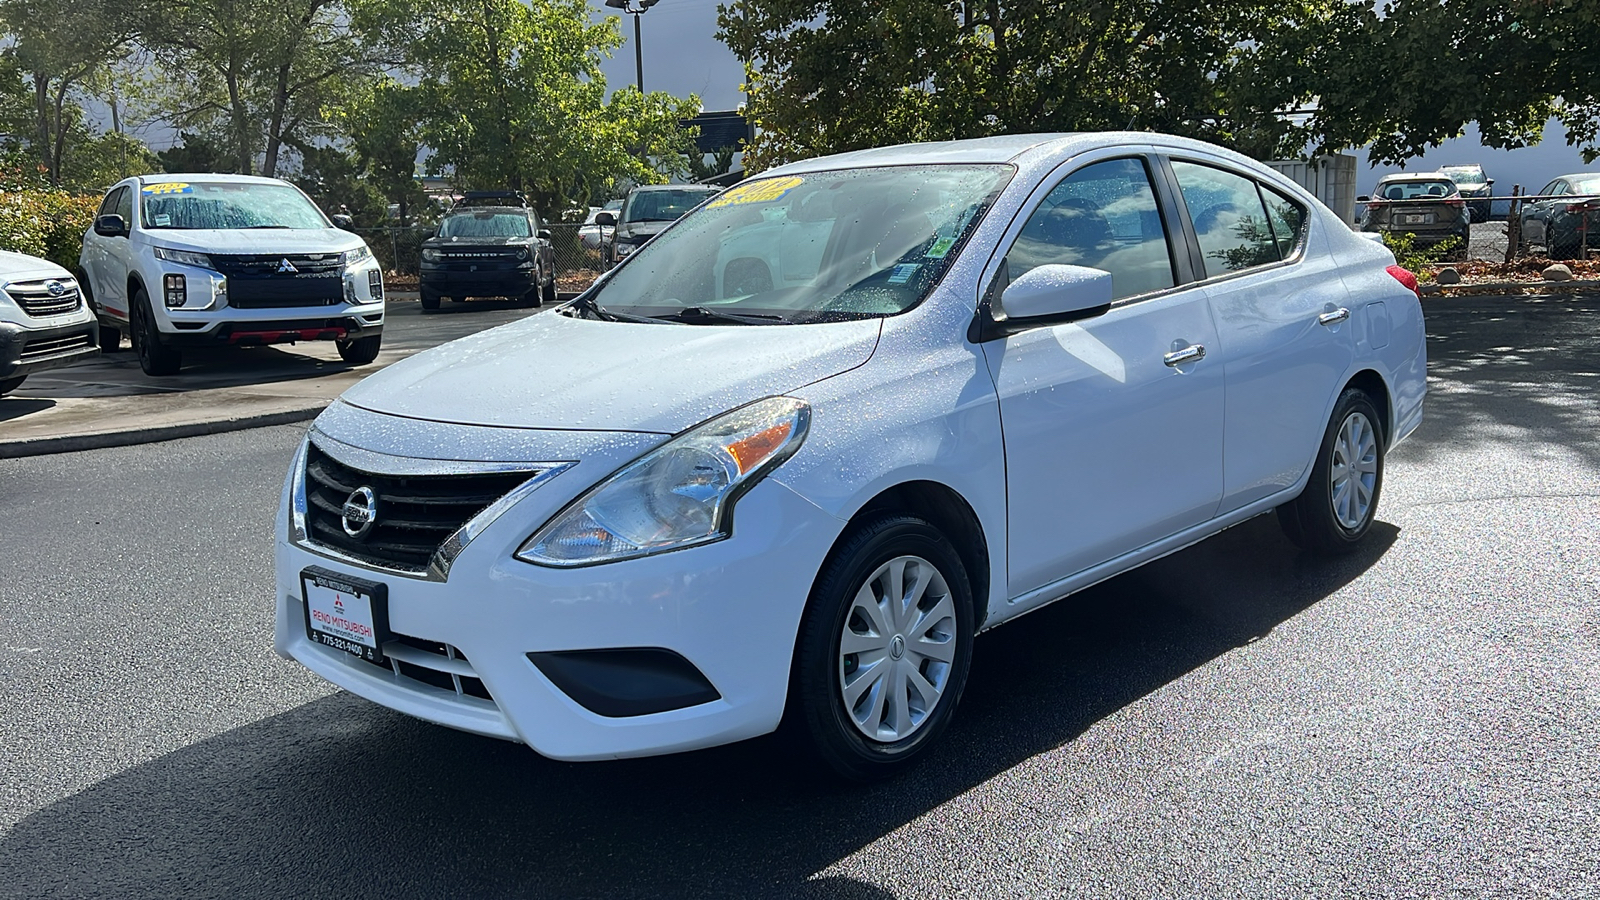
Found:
<box><xmin>1171</xmin><ymin>160</ymin><xmax>1280</xmax><ymax>276</ymax></box>
<box><xmin>1004</xmin><ymin>157</ymin><xmax>1175</xmax><ymax>300</ymax></box>
<box><xmin>1261</xmin><ymin>185</ymin><xmax>1308</xmax><ymax>259</ymax></box>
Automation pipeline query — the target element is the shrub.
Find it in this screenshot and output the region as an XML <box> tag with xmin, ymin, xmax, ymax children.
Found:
<box><xmin>0</xmin><ymin>187</ymin><xmax>99</xmax><ymax>272</ymax></box>
<box><xmin>1381</xmin><ymin>231</ymin><xmax>1463</xmax><ymax>283</ymax></box>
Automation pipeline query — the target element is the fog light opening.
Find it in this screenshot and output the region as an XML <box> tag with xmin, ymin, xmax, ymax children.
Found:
<box><xmin>163</xmin><ymin>273</ymin><xmax>186</xmax><ymax>308</ymax></box>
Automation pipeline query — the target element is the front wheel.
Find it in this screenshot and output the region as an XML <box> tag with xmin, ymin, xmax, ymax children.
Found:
<box><xmin>541</xmin><ymin>268</ymin><xmax>558</xmax><ymax>305</ymax></box>
<box><xmin>97</xmin><ymin>324</ymin><xmax>121</xmax><ymax>352</ymax></box>
<box><xmin>336</xmin><ymin>334</ymin><xmax>381</xmax><ymax>365</ymax></box>
<box><xmin>1278</xmin><ymin>388</ymin><xmax>1385</xmax><ymax>553</ymax></box>
<box><xmin>790</xmin><ymin>515</ymin><xmax>974</xmax><ymax>781</ymax></box>
<box><xmin>0</xmin><ymin>375</ymin><xmax>25</xmax><ymax>396</ymax></box>
<box><xmin>419</xmin><ymin>289</ymin><xmax>441</xmax><ymax>312</ymax></box>
<box><xmin>130</xmin><ymin>289</ymin><xmax>182</xmax><ymax>376</ymax></box>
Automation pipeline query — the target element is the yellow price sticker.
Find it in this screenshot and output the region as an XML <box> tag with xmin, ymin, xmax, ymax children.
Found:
<box><xmin>707</xmin><ymin>176</ymin><xmax>805</xmax><ymax>209</ymax></box>
<box><xmin>142</xmin><ymin>183</ymin><xmax>192</xmax><ymax>195</ymax></box>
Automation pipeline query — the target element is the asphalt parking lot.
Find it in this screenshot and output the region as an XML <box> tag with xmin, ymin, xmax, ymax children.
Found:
<box><xmin>1</xmin><ymin>291</ymin><xmax>1597</xmax><ymax>897</ymax></box>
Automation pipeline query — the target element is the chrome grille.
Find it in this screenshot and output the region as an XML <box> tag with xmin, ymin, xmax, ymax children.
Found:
<box><xmin>21</xmin><ymin>332</ymin><xmax>92</xmax><ymax>360</ymax></box>
<box><xmin>6</xmin><ymin>278</ymin><xmax>82</xmax><ymax>317</ymax></box>
<box><xmin>303</xmin><ymin>443</ymin><xmax>539</xmax><ymax>572</ymax></box>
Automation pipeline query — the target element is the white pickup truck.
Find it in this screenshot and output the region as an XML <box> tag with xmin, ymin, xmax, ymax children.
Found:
<box><xmin>78</xmin><ymin>174</ymin><xmax>385</xmax><ymax>376</ymax></box>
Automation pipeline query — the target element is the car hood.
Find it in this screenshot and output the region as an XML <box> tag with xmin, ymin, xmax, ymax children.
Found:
<box><xmin>138</xmin><ymin>229</ymin><xmax>367</xmax><ymax>255</ymax></box>
<box><xmin>339</xmin><ymin>311</ymin><xmax>883</xmax><ymax>433</ymax></box>
<box><xmin>615</xmin><ymin>221</ymin><xmax>672</xmax><ymax>243</ymax></box>
<box><xmin>424</xmin><ymin>236</ymin><xmax>531</xmax><ymax>248</ymax></box>
<box><xmin>0</xmin><ymin>250</ymin><xmax>71</xmax><ymax>283</ymax></box>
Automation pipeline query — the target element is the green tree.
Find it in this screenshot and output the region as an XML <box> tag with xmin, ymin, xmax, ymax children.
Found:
<box><xmin>362</xmin><ymin>0</ymin><xmax>698</xmax><ymax>214</ymax></box>
<box><xmin>339</xmin><ymin>78</ymin><xmax>427</xmax><ymax>224</ymax></box>
<box><xmin>718</xmin><ymin>0</ymin><xmax>1343</xmax><ymax>170</ymax></box>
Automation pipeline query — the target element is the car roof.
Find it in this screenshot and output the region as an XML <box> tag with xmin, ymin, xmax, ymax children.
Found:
<box><xmin>1553</xmin><ymin>172</ymin><xmax>1600</xmax><ymax>182</ymax></box>
<box><xmin>1439</xmin><ymin>164</ymin><xmax>1483</xmax><ymax>171</ymax></box>
<box><xmin>138</xmin><ymin>173</ymin><xmax>292</xmax><ymax>187</ymax></box>
<box><xmin>630</xmin><ymin>184</ymin><xmax>720</xmax><ymax>193</ymax></box>
<box><xmin>444</xmin><ymin>206</ymin><xmax>528</xmax><ymax>215</ymax></box>
<box><xmin>1376</xmin><ymin>172</ymin><xmax>1455</xmax><ymax>183</ymax></box>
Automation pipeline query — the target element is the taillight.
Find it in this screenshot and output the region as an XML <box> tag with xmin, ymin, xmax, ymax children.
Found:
<box><xmin>1445</xmin><ymin>198</ymin><xmax>1465</xmax><ymax>208</ymax></box>
<box><xmin>1386</xmin><ymin>264</ymin><xmax>1419</xmax><ymax>297</ymax></box>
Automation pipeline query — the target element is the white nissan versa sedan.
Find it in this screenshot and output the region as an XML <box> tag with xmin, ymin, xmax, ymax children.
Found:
<box><xmin>275</xmin><ymin>133</ymin><xmax>1426</xmax><ymax>779</ymax></box>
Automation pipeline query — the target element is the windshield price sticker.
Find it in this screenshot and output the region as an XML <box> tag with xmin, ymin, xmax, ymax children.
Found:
<box><xmin>302</xmin><ymin>568</ymin><xmax>388</xmax><ymax>664</ymax></box>
<box><xmin>142</xmin><ymin>183</ymin><xmax>192</xmax><ymax>195</ymax></box>
<box><xmin>708</xmin><ymin>176</ymin><xmax>805</xmax><ymax>209</ymax></box>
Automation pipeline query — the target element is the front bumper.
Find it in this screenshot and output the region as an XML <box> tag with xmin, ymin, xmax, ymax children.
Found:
<box><xmin>0</xmin><ymin>318</ymin><xmax>98</xmax><ymax>379</ymax></box>
<box><xmin>420</xmin><ymin>265</ymin><xmax>538</xmax><ymax>298</ymax></box>
<box><xmin>271</xmin><ymin>431</ymin><xmax>844</xmax><ymax>761</ymax></box>
<box><xmin>159</xmin><ymin>315</ymin><xmax>383</xmax><ymax>347</ymax></box>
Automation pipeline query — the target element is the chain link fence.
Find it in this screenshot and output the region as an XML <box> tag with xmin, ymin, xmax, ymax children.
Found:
<box><xmin>351</xmin><ymin>223</ymin><xmax>603</xmax><ymax>295</ymax></box>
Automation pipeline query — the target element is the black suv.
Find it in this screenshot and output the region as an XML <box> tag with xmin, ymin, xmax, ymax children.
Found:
<box><xmin>419</xmin><ymin>206</ymin><xmax>557</xmax><ymax>311</ymax></box>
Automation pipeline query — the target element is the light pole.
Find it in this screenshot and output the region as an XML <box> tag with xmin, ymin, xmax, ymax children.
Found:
<box><xmin>603</xmin><ymin>0</ymin><xmax>661</xmax><ymax>93</ymax></box>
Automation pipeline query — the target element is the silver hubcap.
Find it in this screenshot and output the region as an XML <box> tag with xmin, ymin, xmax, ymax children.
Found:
<box><xmin>1330</xmin><ymin>410</ymin><xmax>1379</xmax><ymax>529</ymax></box>
<box><xmin>838</xmin><ymin>555</ymin><xmax>958</xmax><ymax>743</ymax></box>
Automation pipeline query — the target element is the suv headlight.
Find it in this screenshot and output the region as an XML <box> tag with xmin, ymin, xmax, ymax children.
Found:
<box><xmin>422</xmin><ymin>248</ymin><xmax>441</xmax><ymax>262</ymax></box>
<box><xmin>516</xmin><ymin>397</ymin><xmax>810</xmax><ymax>567</ymax></box>
<box><xmin>153</xmin><ymin>247</ymin><xmax>214</xmax><ymax>269</ymax></box>
<box><xmin>343</xmin><ymin>245</ymin><xmax>372</xmax><ymax>265</ymax></box>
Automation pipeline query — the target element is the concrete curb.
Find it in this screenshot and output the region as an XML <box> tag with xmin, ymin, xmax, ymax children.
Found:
<box><xmin>1421</xmin><ymin>278</ymin><xmax>1600</xmax><ymax>296</ymax></box>
<box><xmin>0</xmin><ymin>404</ymin><xmax>324</xmax><ymax>459</ymax></box>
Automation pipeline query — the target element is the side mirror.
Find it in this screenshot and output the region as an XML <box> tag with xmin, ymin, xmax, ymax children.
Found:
<box><xmin>1487</xmin><ymin>179</ymin><xmax>1495</xmax><ymax>186</ymax></box>
<box><xmin>1000</xmin><ymin>264</ymin><xmax>1113</xmax><ymax>321</ymax></box>
<box><xmin>1355</xmin><ymin>195</ymin><xmax>1371</xmax><ymax>203</ymax></box>
<box><xmin>331</xmin><ymin>214</ymin><xmax>355</xmax><ymax>230</ymax></box>
<box><xmin>93</xmin><ymin>214</ymin><xmax>128</xmax><ymax>238</ymax></box>
<box><xmin>594</xmin><ymin>212</ymin><xmax>616</xmax><ymax>227</ymax></box>
<box><xmin>537</xmin><ymin>228</ymin><xmax>551</xmax><ymax>240</ymax></box>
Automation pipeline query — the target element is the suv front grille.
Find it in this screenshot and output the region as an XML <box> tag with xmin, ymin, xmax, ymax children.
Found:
<box><xmin>303</xmin><ymin>444</ymin><xmax>540</xmax><ymax>572</ymax></box>
<box><xmin>211</xmin><ymin>254</ymin><xmax>345</xmax><ymax>308</ymax></box>
<box><xmin>6</xmin><ymin>279</ymin><xmax>82</xmax><ymax>317</ymax></box>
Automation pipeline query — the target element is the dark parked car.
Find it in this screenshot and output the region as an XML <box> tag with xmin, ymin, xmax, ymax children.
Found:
<box><xmin>1520</xmin><ymin>173</ymin><xmax>1600</xmax><ymax>260</ymax></box>
<box><xmin>600</xmin><ymin>184</ymin><xmax>721</xmax><ymax>269</ymax></box>
<box><xmin>1438</xmin><ymin>164</ymin><xmax>1493</xmax><ymax>221</ymax></box>
<box><xmin>419</xmin><ymin>207</ymin><xmax>557</xmax><ymax>311</ymax></box>
<box><xmin>1358</xmin><ymin>173</ymin><xmax>1470</xmax><ymax>260</ymax></box>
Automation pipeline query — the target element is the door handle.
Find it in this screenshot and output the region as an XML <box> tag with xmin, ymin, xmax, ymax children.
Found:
<box><xmin>1318</xmin><ymin>308</ymin><xmax>1351</xmax><ymax>326</ymax></box>
<box><xmin>1163</xmin><ymin>344</ymin><xmax>1206</xmax><ymax>367</ymax></box>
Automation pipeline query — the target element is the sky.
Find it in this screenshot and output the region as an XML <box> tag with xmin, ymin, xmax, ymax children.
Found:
<box><xmin>589</xmin><ymin>0</ymin><xmax>1594</xmax><ymax>196</ymax></box>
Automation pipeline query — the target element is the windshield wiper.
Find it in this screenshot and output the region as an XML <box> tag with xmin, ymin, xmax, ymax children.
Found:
<box><xmin>564</xmin><ymin>294</ymin><xmax>659</xmax><ymax>324</ymax></box>
<box><xmin>650</xmin><ymin>307</ymin><xmax>787</xmax><ymax>325</ymax></box>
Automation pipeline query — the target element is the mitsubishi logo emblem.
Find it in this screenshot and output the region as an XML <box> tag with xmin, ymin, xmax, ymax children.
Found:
<box><xmin>277</xmin><ymin>258</ymin><xmax>298</xmax><ymax>273</ymax></box>
<box><xmin>341</xmin><ymin>486</ymin><xmax>378</xmax><ymax>538</ymax></box>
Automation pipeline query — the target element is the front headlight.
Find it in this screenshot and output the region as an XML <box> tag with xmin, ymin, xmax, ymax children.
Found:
<box><xmin>153</xmin><ymin>246</ymin><xmax>214</xmax><ymax>269</ymax></box>
<box><xmin>516</xmin><ymin>397</ymin><xmax>811</xmax><ymax>567</ymax></box>
<box><xmin>344</xmin><ymin>245</ymin><xmax>372</xmax><ymax>265</ymax></box>
<box><xmin>614</xmin><ymin>241</ymin><xmax>637</xmax><ymax>258</ymax></box>
<box><xmin>422</xmin><ymin>248</ymin><xmax>441</xmax><ymax>262</ymax></box>
<box><xmin>515</xmin><ymin>246</ymin><xmax>530</xmax><ymax>260</ymax></box>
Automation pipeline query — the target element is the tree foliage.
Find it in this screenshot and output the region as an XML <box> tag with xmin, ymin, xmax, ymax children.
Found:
<box><xmin>718</xmin><ymin>0</ymin><xmax>1344</xmax><ymax>169</ymax></box>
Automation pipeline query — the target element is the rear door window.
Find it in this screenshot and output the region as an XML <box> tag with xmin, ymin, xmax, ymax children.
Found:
<box><xmin>1170</xmin><ymin>160</ymin><xmax>1280</xmax><ymax>275</ymax></box>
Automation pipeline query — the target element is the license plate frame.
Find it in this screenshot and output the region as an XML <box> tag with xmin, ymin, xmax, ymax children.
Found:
<box><xmin>301</xmin><ymin>566</ymin><xmax>390</xmax><ymax>664</ymax></box>
<box><xmin>1399</xmin><ymin>213</ymin><xmax>1431</xmax><ymax>225</ymax></box>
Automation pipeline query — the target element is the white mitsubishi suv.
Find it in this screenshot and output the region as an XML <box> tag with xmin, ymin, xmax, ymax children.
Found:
<box><xmin>78</xmin><ymin>174</ymin><xmax>385</xmax><ymax>376</ymax></box>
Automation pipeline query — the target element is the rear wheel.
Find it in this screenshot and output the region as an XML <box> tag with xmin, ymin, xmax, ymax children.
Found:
<box><xmin>790</xmin><ymin>514</ymin><xmax>974</xmax><ymax>780</ymax></box>
<box><xmin>336</xmin><ymin>334</ymin><xmax>382</xmax><ymax>365</ymax></box>
<box><xmin>1548</xmin><ymin>232</ymin><xmax>1581</xmax><ymax>261</ymax></box>
<box><xmin>130</xmin><ymin>288</ymin><xmax>182</xmax><ymax>376</ymax></box>
<box><xmin>1278</xmin><ymin>388</ymin><xmax>1384</xmax><ymax>553</ymax></box>
<box><xmin>0</xmin><ymin>375</ymin><xmax>25</xmax><ymax>396</ymax></box>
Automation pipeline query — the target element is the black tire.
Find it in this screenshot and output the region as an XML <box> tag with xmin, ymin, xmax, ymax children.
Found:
<box><xmin>97</xmin><ymin>323</ymin><xmax>121</xmax><ymax>352</ymax></box>
<box><xmin>790</xmin><ymin>514</ymin><xmax>975</xmax><ymax>781</ymax></box>
<box><xmin>336</xmin><ymin>334</ymin><xmax>382</xmax><ymax>365</ymax></box>
<box><xmin>542</xmin><ymin>267</ymin><xmax>559</xmax><ymax>305</ymax></box>
<box><xmin>1548</xmin><ymin>234</ymin><xmax>1580</xmax><ymax>261</ymax></box>
<box><xmin>1278</xmin><ymin>388</ymin><xmax>1385</xmax><ymax>553</ymax></box>
<box><xmin>420</xmin><ymin>289</ymin><xmax>441</xmax><ymax>311</ymax></box>
<box><xmin>0</xmin><ymin>375</ymin><xmax>25</xmax><ymax>396</ymax></box>
<box><xmin>130</xmin><ymin>288</ymin><xmax>182</xmax><ymax>376</ymax></box>
<box><xmin>517</xmin><ymin>284</ymin><xmax>541</xmax><ymax>308</ymax></box>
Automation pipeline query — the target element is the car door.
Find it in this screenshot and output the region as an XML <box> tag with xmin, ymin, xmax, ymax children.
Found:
<box><xmin>1166</xmin><ymin>158</ymin><xmax>1358</xmax><ymax>512</ymax></box>
<box><xmin>981</xmin><ymin>153</ymin><xmax>1225</xmax><ymax>598</ymax></box>
<box><xmin>1523</xmin><ymin>180</ymin><xmax>1565</xmax><ymax>245</ymax></box>
<box><xmin>80</xmin><ymin>184</ymin><xmax>133</xmax><ymax>323</ymax></box>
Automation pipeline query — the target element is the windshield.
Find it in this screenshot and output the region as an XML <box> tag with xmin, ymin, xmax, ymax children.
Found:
<box><xmin>588</xmin><ymin>164</ymin><xmax>1012</xmax><ymax>323</ymax></box>
<box><xmin>140</xmin><ymin>182</ymin><xmax>329</xmax><ymax>230</ymax></box>
<box><xmin>1378</xmin><ymin>180</ymin><xmax>1456</xmax><ymax>200</ymax></box>
<box><xmin>621</xmin><ymin>189</ymin><xmax>721</xmax><ymax>224</ymax></box>
<box><xmin>439</xmin><ymin>212</ymin><xmax>531</xmax><ymax>238</ymax></box>
<box><xmin>1440</xmin><ymin>168</ymin><xmax>1486</xmax><ymax>185</ymax></box>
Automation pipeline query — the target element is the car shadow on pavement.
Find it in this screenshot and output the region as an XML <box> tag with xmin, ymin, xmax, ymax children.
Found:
<box><xmin>21</xmin><ymin>346</ymin><xmax>374</xmax><ymax>398</ymax></box>
<box><xmin>0</xmin><ymin>397</ymin><xmax>54</xmax><ymax>421</ymax></box>
<box><xmin>0</xmin><ymin>514</ymin><xmax>1396</xmax><ymax>899</ymax></box>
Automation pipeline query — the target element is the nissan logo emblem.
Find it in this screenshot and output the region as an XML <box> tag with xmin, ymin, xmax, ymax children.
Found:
<box><xmin>341</xmin><ymin>486</ymin><xmax>379</xmax><ymax>538</ymax></box>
